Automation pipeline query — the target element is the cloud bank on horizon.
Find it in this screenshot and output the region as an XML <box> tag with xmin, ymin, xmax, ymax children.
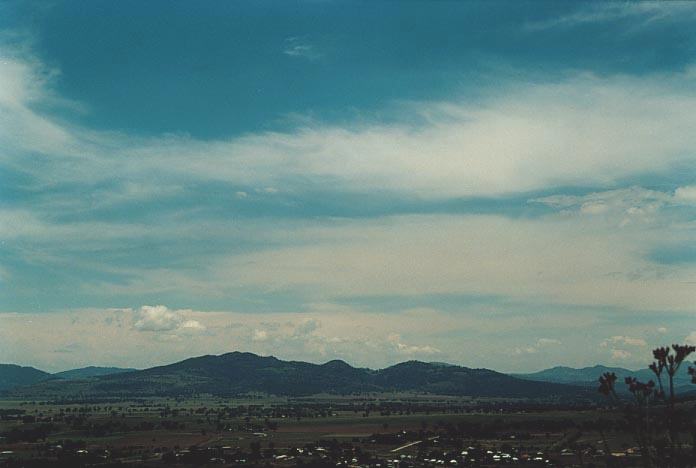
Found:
<box><xmin>1</xmin><ymin>0</ymin><xmax>696</xmax><ymax>372</ymax></box>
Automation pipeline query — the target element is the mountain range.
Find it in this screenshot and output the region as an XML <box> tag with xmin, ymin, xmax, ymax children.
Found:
<box><xmin>0</xmin><ymin>364</ymin><xmax>134</xmax><ymax>391</ymax></box>
<box><xmin>2</xmin><ymin>352</ymin><xmax>588</xmax><ymax>399</ymax></box>
<box><xmin>3</xmin><ymin>354</ymin><xmax>692</xmax><ymax>400</ymax></box>
<box><xmin>515</xmin><ymin>364</ymin><xmax>694</xmax><ymax>391</ymax></box>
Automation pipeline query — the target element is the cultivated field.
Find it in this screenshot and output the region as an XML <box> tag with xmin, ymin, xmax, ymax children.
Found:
<box><xmin>0</xmin><ymin>394</ymin><xmax>670</xmax><ymax>467</ymax></box>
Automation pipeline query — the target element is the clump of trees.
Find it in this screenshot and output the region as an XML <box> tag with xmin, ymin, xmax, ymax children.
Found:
<box><xmin>598</xmin><ymin>344</ymin><xmax>696</xmax><ymax>467</ymax></box>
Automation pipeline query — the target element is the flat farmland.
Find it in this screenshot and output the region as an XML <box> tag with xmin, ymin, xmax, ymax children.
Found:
<box><xmin>2</xmin><ymin>395</ymin><xmax>691</xmax><ymax>467</ymax></box>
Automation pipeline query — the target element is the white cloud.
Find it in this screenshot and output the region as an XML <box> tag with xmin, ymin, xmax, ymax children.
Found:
<box><xmin>283</xmin><ymin>37</ymin><xmax>322</xmax><ymax>60</ymax></box>
<box><xmin>134</xmin><ymin>305</ymin><xmax>182</xmax><ymax>332</ymax></box>
<box><xmin>2</xmin><ymin>56</ymin><xmax>696</xmax><ymax>338</ymax></box>
<box><xmin>192</xmin><ymin>214</ymin><xmax>696</xmax><ymax>312</ymax></box>
<box><xmin>536</xmin><ymin>338</ymin><xmax>562</xmax><ymax>346</ymax></box>
<box><xmin>4</xmin><ymin>47</ymin><xmax>696</xmax><ymax>372</ymax></box>
<box><xmin>657</xmin><ymin>326</ymin><xmax>668</xmax><ymax>334</ymax></box>
<box><xmin>93</xmin><ymin>182</ymin><xmax>184</xmax><ymax>209</ymax></box>
<box><xmin>252</xmin><ymin>329</ymin><xmax>269</xmax><ymax>342</ymax></box>
<box><xmin>250</xmin><ymin>319</ymin><xmax>319</xmax><ymax>344</ymax></box>
<box><xmin>580</xmin><ymin>202</ymin><xmax>610</xmax><ymax>215</ymax></box>
<box><xmin>0</xmin><ymin>54</ymin><xmax>78</xmax><ymax>156</ymax></box>
<box><xmin>536</xmin><ymin>185</ymin><xmax>696</xmax><ymax>214</ymax></box>
<box><xmin>0</xmin><ymin>305</ymin><xmax>670</xmax><ymax>373</ymax></box>
<box><xmin>256</xmin><ymin>187</ymin><xmax>278</xmax><ymax>194</ymax></box>
<box><xmin>387</xmin><ymin>333</ymin><xmax>441</xmax><ymax>356</ymax></box>
<box><xmin>601</xmin><ymin>335</ymin><xmax>647</xmax><ymax>348</ymax></box>
<box><xmin>611</xmin><ymin>349</ymin><xmax>632</xmax><ymax>360</ymax></box>
<box><xmin>133</xmin><ymin>305</ymin><xmax>205</xmax><ymax>335</ymax></box>
<box><xmin>150</xmin><ymin>79</ymin><xmax>696</xmax><ymax>199</ymax></box>
<box><xmin>6</xmin><ymin>203</ymin><xmax>696</xmax><ymax>316</ymax></box>
<box><xmin>178</xmin><ymin>319</ymin><xmax>207</xmax><ymax>334</ymax></box>
<box><xmin>526</xmin><ymin>2</ymin><xmax>696</xmax><ymax>31</ymax></box>
<box><xmin>532</xmin><ymin>186</ymin><xmax>675</xmax><ymax>225</ymax></box>
<box><xmin>674</xmin><ymin>185</ymin><xmax>696</xmax><ymax>203</ymax></box>
<box><xmin>514</xmin><ymin>338</ymin><xmax>561</xmax><ymax>355</ymax></box>
<box><xmin>6</xmin><ymin>49</ymin><xmax>696</xmax><ymax>201</ymax></box>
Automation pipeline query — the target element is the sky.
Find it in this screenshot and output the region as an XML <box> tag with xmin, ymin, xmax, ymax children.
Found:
<box><xmin>2</xmin><ymin>0</ymin><xmax>696</xmax><ymax>373</ymax></box>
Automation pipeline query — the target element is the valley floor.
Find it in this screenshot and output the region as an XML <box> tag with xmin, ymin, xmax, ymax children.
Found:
<box><xmin>0</xmin><ymin>395</ymin><xmax>690</xmax><ymax>467</ymax></box>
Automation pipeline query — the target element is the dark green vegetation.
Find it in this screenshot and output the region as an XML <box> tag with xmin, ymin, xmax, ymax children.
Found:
<box><xmin>0</xmin><ymin>366</ymin><xmax>51</xmax><ymax>392</ymax></box>
<box><xmin>5</xmin><ymin>353</ymin><xmax>589</xmax><ymax>400</ymax></box>
<box><xmin>53</xmin><ymin>367</ymin><xmax>136</xmax><ymax>381</ymax></box>
<box><xmin>0</xmin><ymin>366</ymin><xmax>135</xmax><ymax>392</ymax></box>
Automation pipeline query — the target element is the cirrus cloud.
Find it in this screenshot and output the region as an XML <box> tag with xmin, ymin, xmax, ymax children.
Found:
<box><xmin>4</xmin><ymin>48</ymin><xmax>696</xmax><ymax>201</ymax></box>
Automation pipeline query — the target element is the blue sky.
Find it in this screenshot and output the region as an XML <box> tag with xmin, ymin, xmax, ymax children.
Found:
<box><xmin>2</xmin><ymin>0</ymin><xmax>696</xmax><ymax>372</ymax></box>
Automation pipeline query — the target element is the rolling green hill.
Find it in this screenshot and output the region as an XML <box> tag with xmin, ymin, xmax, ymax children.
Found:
<box><xmin>0</xmin><ymin>364</ymin><xmax>52</xmax><ymax>391</ymax></box>
<box><xmin>7</xmin><ymin>352</ymin><xmax>589</xmax><ymax>399</ymax></box>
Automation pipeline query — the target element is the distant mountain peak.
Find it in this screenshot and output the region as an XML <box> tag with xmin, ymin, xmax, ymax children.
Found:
<box><xmin>516</xmin><ymin>364</ymin><xmax>693</xmax><ymax>388</ymax></box>
<box><xmin>322</xmin><ymin>359</ymin><xmax>352</xmax><ymax>367</ymax></box>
